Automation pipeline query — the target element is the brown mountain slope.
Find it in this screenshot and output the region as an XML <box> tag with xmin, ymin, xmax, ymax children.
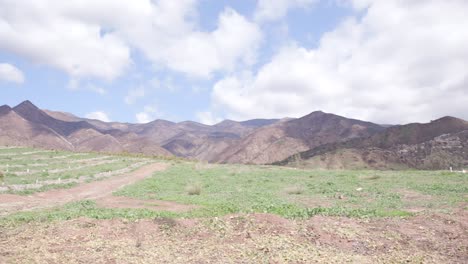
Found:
<box><xmin>0</xmin><ymin>108</ymin><xmax>74</xmax><ymax>150</ymax></box>
<box><xmin>44</xmin><ymin>109</ymin><xmax>132</xmax><ymax>131</ymax></box>
<box><xmin>13</xmin><ymin>101</ymin><xmax>95</xmax><ymax>137</ymax></box>
<box><xmin>278</xmin><ymin>117</ymin><xmax>468</xmax><ymax>170</ymax></box>
<box><xmin>0</xmin><ymin>101</ymin><xmax>172</xmax><ymax>156</ymax></box>
<box><xmin>215</xmin><ymin>111</ymin><xmax>384</xmax><ymax>164</ymax></box>
<box><xmin>41</xmin><ymin>104</ymin><xmax>277</xmax><ymax>161</ymax></box>
<box><xmin>162</xmin><ymin>131</ymin><xmax>240</xmax><ymax>161</ymax></box>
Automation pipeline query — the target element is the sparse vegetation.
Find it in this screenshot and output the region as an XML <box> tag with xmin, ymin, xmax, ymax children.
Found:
<box><xmin>284</xmin><ymin>185</ymin><xmax>304</xmax><ymax>195</ymax></box>
<box><xmin>360</xmin><ymin>175</ymin><xmax>380</xmax><ymax>180</ymax></box>
<box><xmin>0</xmin><ymin>148</ymin><xmax>466</xmax><ymax>263</ymax></box>
<box><xmin>185</xmin><ymin>183</ymin><xmax>202</xmax><ymax>195</ymax></box>
<box><xmin>114</xmin><ymin>162</ymin><xmax>467</xmax><ymax>219</ymax></box>
<box><xmin>0</xmin><ymin>147</ymin><xmax>154</xmax><ymax>194</ymax></box>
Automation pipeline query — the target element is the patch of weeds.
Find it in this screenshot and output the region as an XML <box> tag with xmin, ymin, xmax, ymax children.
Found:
<box><xmin>0</xmin><ymin>200</ymin><xmax>181</xmax><ymax>227</ymax></box>
<box><xmin>288</xmin><ymin>207</ymin><xmax>412</xmax><ymax>219</ymax></box>
<box><xmin>153</xmin><ymin>217</ymin><xmax>178</xmax><ymax>230</ymax></box>
<box><xmin>186</xmin><ymin>183</ymin><xmax>202</xmax><ymax>195</ymax></box>
<box><xmin>4</xmin><ymin>183</ymin><xmax>77</xmax><ymax>195</ymax></box>
<box><xmin>284</xmin><ymin>185</ymin><xmax>305</xmax><ymax>195</ymax></box>
<box><xmin>361</xmin><ymin>175</ymin><xmax>380</xmax><ymax>180</ymax></box>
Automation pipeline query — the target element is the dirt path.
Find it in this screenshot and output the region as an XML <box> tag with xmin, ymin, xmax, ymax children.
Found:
<box><xmin>0</xmin><ymin>163</ymin><xmax>168</xmax><ymax>216</ymax></box>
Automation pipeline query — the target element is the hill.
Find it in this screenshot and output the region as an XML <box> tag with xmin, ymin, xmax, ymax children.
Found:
<box><xmin>277</xmin><ymin>117</ymin><xmax>468</xmax><ymax>169</ymax></box>
<box><xmin>214</xmin><ymin>111</ymin><xmax>384</xmax><ymax>164</ymax></box>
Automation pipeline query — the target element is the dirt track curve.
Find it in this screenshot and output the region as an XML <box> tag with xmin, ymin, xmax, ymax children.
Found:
<box><xmin>0</xmin><ymin>163</ymin><xmax>168</xmax><ymax>216</ymax></box>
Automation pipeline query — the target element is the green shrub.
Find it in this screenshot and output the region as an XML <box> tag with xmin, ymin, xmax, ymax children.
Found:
<box><xmin>185</xmin><ymin>184</ymin><xmax>202</xmax><ymax>195</ymax></box>
<box><xmin>284</xmin><ymin>185</ymin><xmax>305</xmax><ymax>195</ymax></box>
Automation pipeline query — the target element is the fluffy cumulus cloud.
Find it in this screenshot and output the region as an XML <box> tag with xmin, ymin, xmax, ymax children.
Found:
<box><xmin>85</xmin><ymin>111</ymin><xmax>110</xmax><ymax>122</ymax></box>
<box><xmin>210</xmin><ymin>0</ymin><xmax>468</xmax><ymax>124</ymax></box>
<box><xmin>0</xmin><ymin>0</ymin><xmax>261</xmax><ymax>81</ymax></box>
<box><xmin>135</xmin><ymin>105</ymin><xmax>162</xmax><ymax>123</ymax></box>
<box><xmin>254</xmin><ymin>0</ymin><xmax>317</xmax><ymax>22</ymax></box>
<box><xmin>196</xmin><ymin>111</ymin><xmax>222</xmax><ymax>125</ymax></box>
<box><xmin>0</xmin><ymin>63</ymin><xmax>24</xmax><ymax>83</ymax></box>
<box><xmin>0</xmin><ymin>1</ymin><xmax>130</xmax><ymax>81</ymax></box>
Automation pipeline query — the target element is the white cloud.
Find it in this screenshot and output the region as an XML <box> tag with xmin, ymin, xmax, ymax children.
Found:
<box><xmin>196</xmin><ymin>111</ymin><xmax>222</xmax><ymax>125</ymax></box>
<box><xmin>85</xmin><ymin>111</ymin><xmax>110</xmax><ymax>122</ymax></box>
<box><xmin>135</xmin><ymin>105</ymin><xmax>162</xmax><ymax>123</ymax></box>
<box><xmin>211</xmin><ymin>0</ymin><xmax>468</xmax><ymax>124</ymax></box>
<box><xmin>124</xmin><ymin>86</ymin><xmax>145</xmax><ymax>105</ymax></box>
<box><xmin>254</xmin><ymin>0</ymin><xmax>317</xmax><ymax>23</ymax></box>
<box><xmin>138</xmin><ymin>7</ymin><xmax>262</xmax><ymax>78</ymax></box>
<box><xmin>0</xmin><ymin>1</ymin><xmax>131</xmax><ymax>81</ymax></box>
<box><xmin>0</xmin><ymin>0</ymin><xmax>262</xmax><ymax>81</ymax></box>
<box><xmin>0</xmin><ymin>63</ymin><xmax>25</xmax><ymax>83</ymax></box>
<box><xmin>67</xmin><ymin>79</ymin><xmax>106</xmax><ymax>95</ymax></box>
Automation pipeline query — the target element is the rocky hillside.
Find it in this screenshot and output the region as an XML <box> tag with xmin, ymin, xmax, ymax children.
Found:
<box><xmin>2</xmin><ymin>100</ymin><xmax>466</xmax><ymax>169</ymax></box>
<box><xmin>0</xmin><ymin>101</ymin><xmax>280</xmax><ymax>160</ymax></box>
<box><xmin>0</xmin><ymin>101</ymin><xmax>172</xmax><ymax>156</ymax></box>
<box><xmin>277</xmin><ymin>117</ymin><xmax>468</xmax><ymax>170</ymax></box>
<box><xmin>214</xmin><ymin>111</ymin><xmax>384</xmax><ymax>164</ymax></box>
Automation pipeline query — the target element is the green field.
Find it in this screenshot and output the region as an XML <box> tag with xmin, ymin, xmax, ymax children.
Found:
<box><xmin>114</xmin><ymin>162</ymin><xmax>467</xmax><ymax>218</ymax></box>
<box><xmin>1</xmin><ymin>147</ymin><xmax>467</xmax><ymax>263</ymax></box>
<box><xmin>0</xmin><ymin>147</ymin><xmax>153</xmax><ymax>194</ymax></box>
<box><xmin>2</xmin><ymin>157</ymin><xmax>466</xmax><ymax>225</ymax></box>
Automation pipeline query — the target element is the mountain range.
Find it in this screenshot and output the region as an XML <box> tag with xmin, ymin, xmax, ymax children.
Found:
<box><xmin>1</xmin><ymin>100</ymin><xmax>467</xmax><ymax>170</ymax></box>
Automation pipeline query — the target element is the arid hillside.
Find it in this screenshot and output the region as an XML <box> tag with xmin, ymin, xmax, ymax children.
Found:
<box><xmin>278</xmin><ymin>117</ymin><xmax>468</xmax><ymax>170</ymax></box>
<box><xmin>214</xmin><ymin>111</ymin><xmax>384</xmax><ymax>164</ymax></box>
<box><xmin>1</xmin><ymin>100</ymin><xmax>466</xmax><ymax>169</ymax></box>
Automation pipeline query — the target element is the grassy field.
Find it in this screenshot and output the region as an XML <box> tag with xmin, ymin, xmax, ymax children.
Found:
<box><xmin>2</xmin><ymin>160</ymin><xmax>466</xmax><ymax>225</ymax></box>
<box><xmin>0</xmin><ymin>148</ymin><xmax>467</xmax><ymax>263</ymax></box>
<box><xmin>0</xmin><ymin>147</ymin><xmax>153</xmax><ymax>193</ymax></box>
<box><xmin>114</xmin><ymin>162</ymin><xmax>467</xmax><ymax>218</ymax></box>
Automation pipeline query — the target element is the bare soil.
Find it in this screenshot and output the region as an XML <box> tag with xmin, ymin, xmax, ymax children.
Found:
<box><xmin>0</xmin><ymin>211</ymin><xmax>466</xmax><ymax>263</ymax></box>
<box><xmin>0</xmin><ymin>163</ymin><xmax>168</xmax><ymax>216</ymax></box>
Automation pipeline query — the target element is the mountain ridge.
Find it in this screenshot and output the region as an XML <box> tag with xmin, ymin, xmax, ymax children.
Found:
<box><xmin>276</xmin><ymin>116</ymin><xmax>468</xmax><ymax>170</ymax></box>
<box><xmin>1</xmin><ymin>100</ymin><xmax>466</xmax><ymax>169</ymax></box>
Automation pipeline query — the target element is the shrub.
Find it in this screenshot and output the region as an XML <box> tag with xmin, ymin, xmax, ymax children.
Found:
<box><xmin>185</xmin><ymin>184</ymin><xmax>202</xmax><ymax>195</ymax></box>
<box><xmin>285</xmin><ymin>185</ymin><xmax>305</xmax><ymax>195</ymax></box>
<box><xmin>361</xmin><ymin>175</ymin><xmax>380</xmax><ymax>180</ymax></box>
<box><xmin>0</xmin><ymin>171</ymin><xmax>4</xmax><ymax>181</ymax></box>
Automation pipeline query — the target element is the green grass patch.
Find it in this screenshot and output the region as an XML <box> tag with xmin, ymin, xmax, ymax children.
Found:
<box><xmin>114</xmin><ymin>163</ymin><xmax>463</xmax><ymax>219</ymax></box>
<box><xmin>0</xmin><ymin>200</ymin><xmax>179</xmax><ymax>227</ymax></box>
<box><xmin>4</xmin><ymin>183</ymin><xmax>78</xmax><ymax>195</ymax></box>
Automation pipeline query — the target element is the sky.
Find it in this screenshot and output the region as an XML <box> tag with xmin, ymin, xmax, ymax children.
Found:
<box><xmin>1</xmin><ymin>0</ymin><xmax>467</xmax><ymax>125</ymax></box>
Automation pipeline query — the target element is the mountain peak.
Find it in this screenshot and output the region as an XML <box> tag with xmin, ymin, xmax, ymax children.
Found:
<box><xmin>13</xmin><ymin>100</ymin><xmax>39</xmax><ymax>111</ymax></box>
<box><xmin>0</xmin><ymin>105</ymin><xmax>12</xmax><ymax>115</ymax></box>
<box><xmin>431</xmin><ymin>116</ymin><xmax>465</xmax><ymax>124</ymax></box>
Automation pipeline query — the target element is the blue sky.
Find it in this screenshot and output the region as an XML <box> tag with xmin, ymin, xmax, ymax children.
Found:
<box><xmin>1</xmin><ymin>0</ymin><xmax>467</xmax><ymax>124</ymax></box>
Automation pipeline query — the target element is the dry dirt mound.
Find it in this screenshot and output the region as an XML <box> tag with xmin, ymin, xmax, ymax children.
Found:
<box><xmin>0</xmin><ymin>212</ymin><xmax>466</xmax><ymax>263</ymax></box>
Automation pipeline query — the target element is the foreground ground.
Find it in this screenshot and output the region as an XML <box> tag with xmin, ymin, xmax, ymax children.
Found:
<box><xmin>0</xmin><ymin>147</ymin><xmax>467</xmax><ymax>263</ymax></box>
<box><xmin>1</xmin><ymin>211</ymin><xmax>466</xmax><ymax>263</ymax></box>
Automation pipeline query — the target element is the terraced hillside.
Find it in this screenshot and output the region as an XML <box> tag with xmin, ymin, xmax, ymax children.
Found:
<box><xmin>0</xmin><ymin>146</ymin><xmax>154</xmax><ymax>194</ymax></box>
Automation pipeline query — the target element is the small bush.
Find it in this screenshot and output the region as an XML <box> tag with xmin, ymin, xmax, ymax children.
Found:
<box><xmin>285</xmin><ymin>185</ymin><xmax>305</xmax><ymax>195</ymax></box>
<box><xmin>185</xmin><ymin>184</ymin><xmax>202</xmax><ymax>195</ymax></box>
<box><xmin>361</xmin><ymin>175</ymin><xmax>380</xmax><ymax>180</ymax></box>
<box><xmin>0</xmin><ymin>171</ymin><xmax>4</xmax><ymax>181</ymax></box>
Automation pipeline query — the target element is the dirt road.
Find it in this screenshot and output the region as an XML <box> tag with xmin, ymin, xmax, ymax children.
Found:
<box><xmin>0</xmin><ymin>163</ymin><xmax>168</xmax><ymax>216</ymax></box>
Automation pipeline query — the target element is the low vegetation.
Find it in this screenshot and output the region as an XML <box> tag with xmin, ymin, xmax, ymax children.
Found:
<box><xmin>0</xmin><ymin>147</ymin><xmax>153</xmax><ymax>194</ymax></box>
<box><xmin>0</xmin><ymin>147</ymin><xmax>466</xmax><ymax>263</ymax></box>
<box><xmin>113</xmin><ymin>162</ymin><xmax>467</xmax><ymax>219</ymax></box>
<box><xmin>185</xmin><ymin>183</ymin><xmax>202</xmax><ymax>195</ymax></box>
